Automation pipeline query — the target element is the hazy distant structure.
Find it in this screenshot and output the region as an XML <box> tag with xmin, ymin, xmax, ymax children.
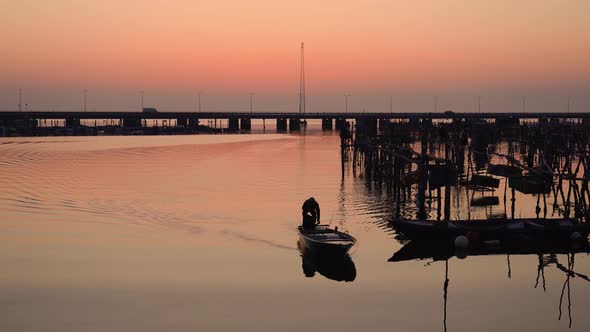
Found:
<box><xmin>83</xmin><ymin>89</ymin><xmax>88</xmax><ymax>112</ymax></box>
<box><xmin>299</xmin><ymin>42</ymin><xmax>305</xmax><ymax>115</ymax></box>
<box><xmin>140</xmin><ymin>90</ymin><xmax>144</xmax><ymax>113</ymax></box>
<box><xmin>344</xmin><ymin>93</ymin><xmax>351</xmax><ymax>112</ymax></box>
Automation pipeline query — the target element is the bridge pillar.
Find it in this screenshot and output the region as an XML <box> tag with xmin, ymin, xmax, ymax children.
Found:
<box><xmin>188</xmin><ymin>118</ymin><xmax>199</xmax><ymax>128</ymax></box>
<box><xmin>240</xmin><ymin>118</ymin><xmax>251</xmax><ymax>131</ymax></box>
<box><xmin>322</xmin><ymin>118</ymin><xmax>333</xmax><ymax>131</ymax></box>
<box><xmin>335</xmin><ymin>118</ymin><xmax>347</xmax><ymax>131</ymax></box>
<box><xmin>289</xmin><ymin>118</ymin><xmax>301</xmax><ymax>131</ymax></box>
<box><xmin>228</xmin><ymin>118</ymin><xmax>239</xmax><ymax>131</ymax></box>
<box><xmin>65</xmin><ymin>117</ymin><xmax>80</xmax><ymax>127</ymax></box>
<box><xmin>356</xmin><ymin>117</ymin><xmax>377</xmax><ymax>136</ymax></box>
<box><xmin>176</xmin><ymin>116</ymin><xmax>188</xmax><ymax>126</ymax></box>
<box><xmin>276</xmin><ymin>118</ymin><xmax>287</xmax><ymax>132</ymax></box>
<box><xmin>123</xmin><ymin>117</ymin><xmax>142</xmax><ymax>128</ymax></box>
<box><xmin>378</xmin><ymin>118</ymin><xmax>390</xmax><ymax>132</ymax></box>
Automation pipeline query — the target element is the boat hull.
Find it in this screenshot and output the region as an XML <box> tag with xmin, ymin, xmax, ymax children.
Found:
<box><xmin>297</xmin><ymin>226</ymin><xmax>356</xmax><ymax>256</ymax></box>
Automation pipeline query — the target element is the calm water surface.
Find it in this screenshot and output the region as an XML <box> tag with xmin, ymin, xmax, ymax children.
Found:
<box><xmin>1</xmin><ymin>132</ymin><xmax>589</xmax><ymax>331</ymax></box>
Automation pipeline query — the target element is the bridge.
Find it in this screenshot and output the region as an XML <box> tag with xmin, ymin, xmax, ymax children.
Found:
<box><xmin>1</xmin><ymin>110</ymin><xmax>590</xmax><ymax>135</ymax></box>
<box><xmin>2</xmin><ymin>110</ymin><xmax>590</xmax><ymax>120</ymax></box>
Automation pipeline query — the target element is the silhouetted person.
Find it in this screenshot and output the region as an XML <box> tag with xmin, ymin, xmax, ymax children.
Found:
<box><xmin>302</xmin><ymin>197</ymin><xmax>320</xmax><ymax>229</ymax></box>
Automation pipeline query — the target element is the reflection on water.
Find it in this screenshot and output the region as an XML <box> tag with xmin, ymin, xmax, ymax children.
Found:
<box><xmin>390</xmin><ymin>240</ymin><xmax>590</xmax><ymax>331</ymax></box>
<box><xmin>1</xmin><ymin>131</ymin><xmax>590</xmax><ymax>331</ymax></box>
<box><xmin>297</xmin><ymin>239</ymin><xmax>356</xmax><ymax>282</ymax></box>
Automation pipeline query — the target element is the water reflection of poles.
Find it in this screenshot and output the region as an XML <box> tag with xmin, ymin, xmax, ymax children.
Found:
<box><xmin>344</xmin><ymin>93</ymin><xmax>351</xmax><ymax>113</ymax></box>
<box><xmin>535</xmin><ymin>254</ymin><xmax>547</xmax><ymax>292</ymax></box>
<box><xmin>558</xmin><ymin>253</ymin><xmax>574</xmax><ymax>328</ymax></box>
<box><xmin>83</xmin><ymin>89</ymin><xmax>88</xmax><ymax>112</ymax></box>
<box><xmin>417</xmin><ymin>127</ymin><xmax>427</xmax><ymax>219</ymax></box>
<box><xmin>443</xmin><ymin>259</ymin><xmax>449</xmax><ymax>332</ymax></box>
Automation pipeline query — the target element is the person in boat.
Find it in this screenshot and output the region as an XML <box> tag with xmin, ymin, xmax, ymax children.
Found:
<box><xmin>302</xmin><ymin>197</ymin><xmax>321</xmax><ymax>229</ymax></box>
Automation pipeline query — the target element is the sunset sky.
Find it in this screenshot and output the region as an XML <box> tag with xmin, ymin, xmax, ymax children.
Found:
<box><xmin>1</xmin><ymin>0</ymin><xmax>589</xmax><ymax>112</ymax></box>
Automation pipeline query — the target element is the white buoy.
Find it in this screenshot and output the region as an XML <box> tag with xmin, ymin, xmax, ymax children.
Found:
<box><xmin>454</xmin><ymin>236</ymin><xmax>469</xmax><ymax>250</ymax></box>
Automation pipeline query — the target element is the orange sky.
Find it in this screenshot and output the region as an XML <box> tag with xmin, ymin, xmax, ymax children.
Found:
<box><xmin>1</xmin><ymin>0</ymin><xmax>589</xmax><ymax>112</ymax></box>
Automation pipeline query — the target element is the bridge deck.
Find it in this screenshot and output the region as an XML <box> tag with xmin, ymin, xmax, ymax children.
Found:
<box><xmin>1</xmin><ymin>111</ymin><xmax>589</xmax><ymax>120</ymax></box>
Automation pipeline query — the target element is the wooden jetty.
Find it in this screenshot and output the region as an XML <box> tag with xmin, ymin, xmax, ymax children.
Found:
<box><xmin>339</xmin><ymin>111</ymin><xmax>590</xmax><ymax>247</ymax></box>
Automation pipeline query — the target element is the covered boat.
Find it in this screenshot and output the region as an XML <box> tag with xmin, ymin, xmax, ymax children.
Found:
<box><xmin>297</xmin><ymin>225</ymin><xmax>356</xmax><ymax>255</ymax></box>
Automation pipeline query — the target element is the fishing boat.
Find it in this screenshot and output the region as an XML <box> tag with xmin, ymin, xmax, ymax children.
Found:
<box><xmin>390</xmin><ymin>218</ymin><xmax>590</xmax><ymax>243</ymax></box>
<box><xmin>297</xmin><ymin>225</ymin><xmax>356</xmax><ymax>255</ymax></box>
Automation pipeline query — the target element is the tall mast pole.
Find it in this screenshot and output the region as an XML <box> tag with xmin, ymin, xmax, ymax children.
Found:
<box><xmin>140</xmin><ymin>90</ymin><xmax>144</xmax><ymax>112</ymax></box>
<box><xmin>83</xmin><ymin>89</ymin><xmax>87</xmax><ymax>112</ymax></box>
<box><xmin>389</xmin><ymin>95</ymin><xmax>393</xmax><ymax>113</ymax></box>
<box><xmin>478</xmin><ymin>96</ymin><xmax>481</xmax><ymax>113</ymax></box>
<box><xmin>435</xmin><ymin>95</ymin><xmax>438</xmax><ymax>112</ymax></box>
<box><xmin>18</xmin><ymin>89</ymin><xmax>22</xmax><ymax>112</ymax></box>
<box><xmin>299</xmin><ymin>42</ymin><xmax>305</xmax><ymax>115</ymax></box>
<box><xmin>344</xmin><ymin>93</ymin><xmax>351</xmax><ymax>113</ymax></box>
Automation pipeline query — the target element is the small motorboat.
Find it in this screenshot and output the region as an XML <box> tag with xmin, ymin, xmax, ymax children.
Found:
<box><xmin>297</xmin><ymin>225</ymin><xmax>356</xmax><ymax>256</ymax></box>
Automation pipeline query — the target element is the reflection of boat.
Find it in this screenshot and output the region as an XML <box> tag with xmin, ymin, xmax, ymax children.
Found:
<box><xmin>389</xmin><ymin>240</ymin><xmax>590</xmax><ymax>263</ymax></box>
<box><xmin>470</xmin><ymin>196</ymin><xmax>499</xmax><ymax>206</ymax></box>
<box><xmin>470</xmin><ymin>174</ymin><xmax>500</xmax><ymax>188</ymax></box>
<box><xmin>390</xmin><ymin>218</ymin><xmax>590</xmax><ymax>243</ymax></box>
<box><xmin>298</xmin><ymin>240</ymin><xmax>356</xmax><ymax>282</ymax></box>
<box><xmin>509</xmin><ymin>175</ymin><xmax>551</xmax><ymax>194</ymax></box>
<box><xmin>297</xmin><ymin>225</ymin><xmax>356</xmax><ymax>255</ymax></box>
<box><xmin>487</xmin><ymin>164</ymin><xmax>522</xmax><ymax>177</ymax></box>
<box><xmin>389</xmin><ymin>240</ymin><xmax>589</xmax><ymax>330</ymax></box>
